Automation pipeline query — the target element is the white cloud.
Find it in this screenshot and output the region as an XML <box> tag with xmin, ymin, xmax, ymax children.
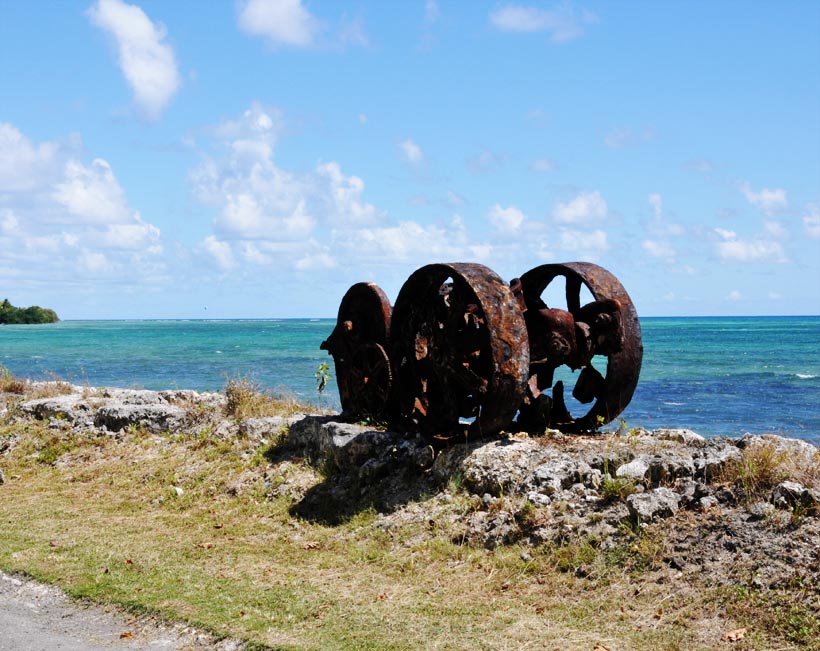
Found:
<box><xmin>489</xmin><ymin>3</ymin><xmax>597</xmax><ymax>42</ymax></box>
<box><xmin>295</xmin><ymin>249</ymin><xmax>336</xmax><ymax>271</ymax></box>
<box><xmin>556</xmin><ymin>228</ymin><xmax>608</xmax><ymax>259</ymax></box>
<box><xmin>358</xmin><ymin>113</ymin><xmax>368</xmax><ymax>124</ymax></box>
<box><xmin>202</xmin><ymin>236</ymin><xmax>235</xmax><ymax>271</ymax></box>
<box><xmin>768</xmin><ymin>291</ymin><xmax>782</xmax><ymax>300</ymax></box>
<box><xmin>739</xmin><ymin>182</ymin><xmax>788</xmax><ymax>214</ymax></box>
<box><xmin>0</xmin><ymin>210</ymin><xmax>22</xmax><ymax>236</ymax></box>
<box><xmin>399</xmin><ymin>139</ymin><xmax>424</xmax><ymax>164</ymax></box>
<box><xmin>803</xmin><ymin>203</ymin><xmax>820</xmax><ymax>239</ymax></box>
<box><xmin>316</xmin><ymin>161</ymin><xmax>378</xmax><ymax>225</ymax></box>
<box><xmin>648</xmin><ymin>193</ymin><xmax>663</xmax><ymax>219</ymax></box>
<box><xmin>237</xmin><ymin>0</ymin><xmax>319</xmax><ymax>48</ymax></box>
<box><xmin>713</xmin><ymin>226</ymin><xmax>787</xmax><ymax>262</ymax></box>
<box><xmin>52</xmin><ymin>158</ymin><xmax>131</xmax><ymax>224</ymax></box>
<box><xmin>727</xmin><ymin>290</ymin><xmax>742</xmax><ymax>302</ymax></box>
<box><xmin>605</xmin><ymin>126</ymin><xmax>656</xmax><ymax>149</ymax></box>
<box><xmin>79</xmin><ymin>250</ymin><xmax>111</xmax><ymax>273</ymax></box>
<box><xmin>530</xmin><ymin>158</ymin><xmax>557</xmax><ymax>172</ymax></box>
<box><xmin>642</xmin><ymin>239</ymin><xmax>676</xmax><ymax>261</ymax></box>
<box><xmin>87</xmin><ymin>0</ymin><xmax>180</xmax><ymax>120</ymax></box>
<box><xmin>763</xmin><ymin>220</ymin><xmax>787</xmax><ymax>239</ymax></box>
<box><xmin>0</xmin><ymin>123</ymin><xmax>60</xmax><ymax>191</ymax></box>
<box><xmin>446</xmin><ymin>190</ymin><xmax>466</xmax><ymax>207</ymax></box>
<box><xmin>425</xmin><ymin>0</ymin><xmax>440</xmax><ymax>23</ymax></box>
<box><xmin>467</xmin><ymin>150</ymin><xmax>507</xmax><ymax>173</ymax></box>
<box><xmin>488</xmin><ymin>203</ymin><xmax>525</xmax><ymax>232</ymax></box>
<box><xmin>553</xmin><ymin>190</ymin><xmax>607</xmax><ymax>224</ymax></box>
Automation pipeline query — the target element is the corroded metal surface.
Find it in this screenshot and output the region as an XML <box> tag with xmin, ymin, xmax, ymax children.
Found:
<box><xmin>320</xmin><ymin>282</ymin><xmax>392</xmax><ymax>418</ymax></box>
<box><xmin>322</xmin><ymin>261</ymin><xmax>641</xmax><ymax>440</ymax></box>
<box><xmin>515</xmin><ymin>262</ymin><xmax>643</xmax><ymax>432</ymax></box>
<box><xmin>389</xmin><ymin>263</ymin><xmax>529</xmax><ymax>439</ymax></box>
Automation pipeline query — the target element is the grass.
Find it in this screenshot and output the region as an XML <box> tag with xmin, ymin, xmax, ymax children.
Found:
<box><xmin>721</xmin><ymin>439</ymin><xmax>820</xmax><ymax>503</ymax></box>
<box><xmin>0</xmin><ymin>381</ymin><xmax>816</xmax><ymax>650</ymax></box>
<box><xmin>224</xmin><ymin>376</ymin><xmax>305</xmax><ymax>420</ymax></box>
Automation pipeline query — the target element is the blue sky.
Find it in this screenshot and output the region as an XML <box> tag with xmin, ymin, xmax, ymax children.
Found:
<box><xmin>1</xmin><ymin>1</ymin><xmax>818</xmax><ymax>319</ymax></box>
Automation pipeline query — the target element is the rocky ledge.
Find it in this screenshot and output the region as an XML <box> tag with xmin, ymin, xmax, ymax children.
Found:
<box><xmin>3</xmin><ymin>386</ymin><xmax>819</xmax><ymax>594</ymax></box>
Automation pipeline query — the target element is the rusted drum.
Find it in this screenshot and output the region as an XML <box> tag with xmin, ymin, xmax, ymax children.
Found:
<box><xmin>320</xmin><ymin>282</ymin><xmax>392</xmax><ymax>418</ymax></box>
<box><xmin>390</xmin><ymin>263</ymin><xmax>529</xmax><ymax>439</ymax></box>
<box><xmin>516</xmin><ymin>262</ymin><xmax>642</xmax><ymax>432</ymax></box>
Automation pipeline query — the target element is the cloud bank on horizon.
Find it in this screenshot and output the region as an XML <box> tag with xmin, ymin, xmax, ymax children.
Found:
<box><xmin>0</xmin><ymin>0</ymin><xmax>818</xmax><ymax>318</ymax></box>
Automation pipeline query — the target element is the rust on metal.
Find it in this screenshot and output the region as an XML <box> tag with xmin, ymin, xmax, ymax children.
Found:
<box><xmin>514</xmin><ymin>262</ymin><xmax>642</xmax><ymax>432</ymax></box>
<box><xmin>321</xmin><ymin>261</ymin><xmax>641</xmax><ymax>440</ymax></box>
<box><xmin>320</xmin><ymin>282</ymin><xmax>392</xmax><ymax>418</ymax></box>
<box><xmin>389</xmin><ymin>263</ymin><xmax>529</xmax><ymax>439</ymax></box>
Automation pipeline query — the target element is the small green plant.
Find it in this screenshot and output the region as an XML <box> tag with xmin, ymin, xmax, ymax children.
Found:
<box><xmin>601</xmin><ymin>474</ymin><xmax>638</xmax><ymax>502</ymax></box>
<box><xmin>314</xmin><ymin>362</ymin><xmax>331</xmax><ymax>394</ymax></box>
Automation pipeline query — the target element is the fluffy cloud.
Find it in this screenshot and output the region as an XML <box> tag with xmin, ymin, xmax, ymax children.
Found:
<box><xmin>192</xmin><ymin>104</ymin><xmax>381</xmax><ymax>270</ymax></box>
<box><xmin>52</xmin><ymin>159</ymin><xmax>131</xmax><ymax>224</ymax></box>
<box><xmin>488</xmin><ymin>203</ymin><xmax>525</xmax><ymax>231</ymax></box>
<box><xmin>0</xmin><ymin>122</ymin><xmax>164</xmax><ymax>288</ymax></box>
<box><xmin>556</xmin><ymin>228</ymin><xmax>608</xmax><ymax>259</ymax></box>
<box><xmin>739</xmin><ymin>182</ymin><xmax>788</xmax><ymax>214</ymax></box>
<box><xmin>489</xmin><ymin>3</ymin><xmax>597</xmax><ymax>42</ymax></box>
<box><xmin>553</xmin><ymin>190</ymin><xmax>607</xmax><ymax>224</ymax></box>
<box><xmin>87</xmin><ymin>0</ymin><xmax>180</xmax><ymax>120</ymax></box>
<box><xmin>399</xmin><ymin>139</ymin><xmax>424</xmax><ymax>165</ymax></box>
<box><xmin>237</xmin><ymin>0</ymin><xmax>319</xmax><ymax>47</ymax></box>
<box><xmin>642</xmin><ymin>239</ymin><xmax>676</xmax><ymax>261</ymax></box>
<box><xmin>0</xmin><ymin>123</ymin><xmax>60</xmax><ymax>192</ymax></box>
<box><xmin>201</xmin><ymin>235</ymin><xmax>236</xmax><ymax>271</ymax></box>
<box><xmin>803</xmin><ymin>203</ymin><xmax>820</xmax><ymax>239</ymax></box>
<box><xmin>714</xmin><ymin>228</ymin><xmax>787</xmax><ymax>263</ymax></box>
<box><xmin>467</xmin><ymin>150</ymin><xmax>507</xmax><ymax>174</ymax></box>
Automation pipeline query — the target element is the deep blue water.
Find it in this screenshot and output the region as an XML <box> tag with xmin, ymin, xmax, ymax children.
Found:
<box><xmin>2</xmin><ymin>317</ymin><xmax>818</xmax><ymax>445</ymax></box>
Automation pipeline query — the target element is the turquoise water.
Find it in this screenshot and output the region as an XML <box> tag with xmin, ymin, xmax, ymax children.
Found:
<box><xmin>2</xmin><ymin>317</ymin><xmax>818</xmax><ymax>445</ymax></box>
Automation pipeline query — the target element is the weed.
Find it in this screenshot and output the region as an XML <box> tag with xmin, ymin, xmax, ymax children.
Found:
<box><xmin>721</xmin><ymin>441</ymin><xmax>790</xmax><ymax>501</ymax></box>
<box><xmin>314</xmin><ymin>362</ymin><xmax>331</xmax><ymax>394</ymax></box>
<box><xmin>224</xmin><ymin>376</ymin><xmax>300</xmax><ymax>420</ymax></box>
<box><xmin>601</xmin><ymin>474</ymin><xmax>638</xmax><ymax>502</ymax></box>
<box><xmin>0</xmin><ymin>365</ymin><xmax>27</xmax><ymax>394</ymax></box>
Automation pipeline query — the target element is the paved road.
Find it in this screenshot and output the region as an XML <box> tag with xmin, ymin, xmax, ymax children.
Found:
<box><xmin>0</xmin><ymin>571</ymin><xmax>240</xmax><ymax>651</ymax></box>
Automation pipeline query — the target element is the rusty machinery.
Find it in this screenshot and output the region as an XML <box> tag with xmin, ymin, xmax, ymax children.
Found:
<box><xmin>321</xmin><ymin>262</ymin><xmax>642</xmax><ymax>441</ymax></box>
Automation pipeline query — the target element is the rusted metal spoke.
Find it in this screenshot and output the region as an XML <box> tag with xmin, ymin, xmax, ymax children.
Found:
<box><xmin>518</xmin><ymin>262</ymin><xmax>642</xmax><ymax>432</ymax></box>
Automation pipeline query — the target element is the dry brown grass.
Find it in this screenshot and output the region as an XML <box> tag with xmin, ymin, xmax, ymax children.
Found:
<box><xmin>721</xmin><ymin>438</ymin><xmax>820</xmax><ymax>500</ymax></box>
<box><xmin>224</xmin><ymin>376</ymin><xmax>306</xmax><ymax>420</ymax></box>
<box><xmin>0</xmin><ymin>365</ymin><xmax>27</xmax><ymax>394</ymax></box>
<box><xmin>0</xmin><ymin>413</ymin><xmax>813</xmax><ymax>650</ymax></box>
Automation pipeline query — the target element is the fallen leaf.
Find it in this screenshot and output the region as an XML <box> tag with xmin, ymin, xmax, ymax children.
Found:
<box><xmin>655</xmin><ymin>607</ymin><xmax>664</xmax><ymax>620</ymax></box>
<box><xmin>198</xmin><ymin>542</ymin><xmax>214</xmax><ymax>549</ymax></box>
<box><xmin>213</xmin><ymin>524</ymin><xmax>223</xmax><ymax>529</ymax></box>
<box><xmin>721</xmin><ymin>628</ymin><xmax>746</xmax><ymax>642</ymax></box>
<box><xmin>124</xmin><ymin>559</ymin><xmax>133</xmax><ymax>565</ymax></box>
<box><xmin>303</xmin><ymin>541</ymin><xmax>320</xmax><ymax>550</ymax></box>
<box><xmin>119</xmin><ymin>632</ymin><xmax>133</xmax><ymax>639</ymax></box>
<box><xmin>593</xmin><ymin>645</ymin><xmax>611</xmax><ymax>651</ymax></box>
<box><xmin>48</xmin><ymin>540</ymin><xmax>60</xmax><ymax>548</ymax></box>
<box><xmin>535</xmin><ymin>606</ymin><xmax>545</xmax><ymax>615</ymax></box>
<box><xmin>377</xmin><ymin>592</ymin><xmax>388</xmax><ymax>601</ymax></box>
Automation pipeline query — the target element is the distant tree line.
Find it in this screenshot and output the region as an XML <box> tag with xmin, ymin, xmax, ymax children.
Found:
<box><xmin>0</xmin><ymin>299</ymin><xmax>59</xmax><ymax>324</ymax></box>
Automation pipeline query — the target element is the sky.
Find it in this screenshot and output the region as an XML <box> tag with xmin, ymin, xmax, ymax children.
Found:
<box><xmin>1</xmin><ymin>0</ymin><xmax>819</xmax><ymax>319</ymax></box>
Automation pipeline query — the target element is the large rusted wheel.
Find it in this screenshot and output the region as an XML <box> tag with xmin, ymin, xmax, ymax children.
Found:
<box><xmin>390</xmin><ymin>263</ymin><xmax>529</xmax><ymax>439</ymax></box>
<box><xmin>516</xmin><ymin>262</ymin><xmax>642</xmax><ymax>432</ymax></box>
<box><xmin>320</xmin><ymin>282</ymin><xmax>392</xmax><ymax>418</ymax></box>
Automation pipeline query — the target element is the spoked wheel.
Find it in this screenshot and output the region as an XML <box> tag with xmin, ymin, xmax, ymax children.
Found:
<box><xmin>320</xmin><ymin>282</ymin><xmax>392</xmax><ymax>419</ymax></box>
<box><xmin>514</xmin><ymin>262</ymin><xmax>642</xmax><ymax>432</ymax></box>
<box><xmin>390</xmin><ymin>263</ymin><xmax>529</xmax><ymax>440</ymax></box>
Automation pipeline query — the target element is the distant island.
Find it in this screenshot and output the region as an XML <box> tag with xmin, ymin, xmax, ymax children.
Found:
<box><xmin>0</xmin><ymin>299</ymin><xmax>59</xmax><ymax>324</ymax></box>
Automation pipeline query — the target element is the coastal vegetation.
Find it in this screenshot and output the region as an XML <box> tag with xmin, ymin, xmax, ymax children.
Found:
<box><xmin>0</xmin><ymin>375</ymin><xmax>818</xmax><ymax>650</ymax></box>
<box><xmin>0</xmin><ymin>299</ymin><xmax>59</xmax><ymax>324</ymax></box>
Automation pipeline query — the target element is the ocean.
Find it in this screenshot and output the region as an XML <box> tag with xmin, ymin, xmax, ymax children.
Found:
<box><xmin>2</xmin><ymin>316</ymin><xmax>818</xmax><ymax>446</ymax></box>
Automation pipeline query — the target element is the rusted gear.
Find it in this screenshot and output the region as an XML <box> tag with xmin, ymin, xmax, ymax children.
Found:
<box><xmin>390</xmin><ymin>263</ymin><xmax>529</xmax><ymax>440</ymax></box>
<box><xmin>515</xmin><ymin>262</ymin><xmax>642</xmax><ymax>432</ymax></box>
<box><xmin>320</xmin><ymin>282</ymin><xmax>392</xmax><ymax>418</ymax></box>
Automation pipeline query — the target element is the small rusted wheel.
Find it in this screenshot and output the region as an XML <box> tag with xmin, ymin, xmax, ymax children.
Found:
<box><xmin>348</xmin><ymin>342</ymin><xmax>392</xmax><ymax>418</ymax></box>
<box><xmin>515</xmin><ymin>262</ymin><xmax>642</xmax><ymax>432</ymax></box>
<box><xmin>390</xmin><ymin>263</ymin><xmax>529</xmax><ymax>439</ymax></box>
<box><xmin>320</xmin><ymin>282</ymin><xmax>392</xmax><ymax>418</ymax></box>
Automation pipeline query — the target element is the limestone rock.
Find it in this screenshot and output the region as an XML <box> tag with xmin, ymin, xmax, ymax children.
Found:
<box><xmin>627</xmin><ymin>487</ymin><xmax>680</xmax><ymax>523</ymax></box>
<box><xmin>94</xmin><ymin>403</ymin><xmax>187</xmax><ymax>433</ymax></box>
